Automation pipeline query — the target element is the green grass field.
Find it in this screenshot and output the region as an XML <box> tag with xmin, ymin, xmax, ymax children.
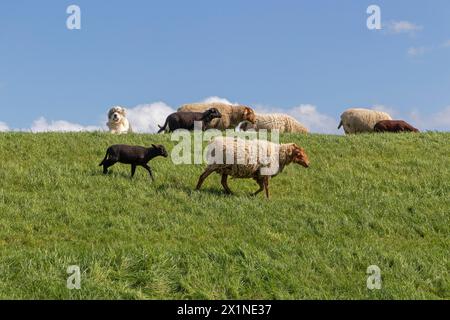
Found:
<box><xmin>0</xmin><ymin>132</ymin><xmax>448</xmax><ymax>299</ymax></box>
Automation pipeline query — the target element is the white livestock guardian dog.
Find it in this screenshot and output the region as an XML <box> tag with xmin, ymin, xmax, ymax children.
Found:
<box><xmin>107</xmin><ymin>106</ymin><xmax>132</xmax><ymax>134</ymax></box>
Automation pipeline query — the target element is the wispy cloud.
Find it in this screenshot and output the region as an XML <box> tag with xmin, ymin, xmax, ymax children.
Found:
<box><xmin>409</xmin><ymin>106</ymin><xmax>450</xmax><ymax>131</ymax></box>
<box><xmin>442</xmin><ymin>40</ymin><xmax>450</xmax><ymax>48</ymax></box>
<box><xmin>407</xmin><ymin>46</ymin><xmax>430</xmax><ymax>57</ymax></box>
<box><xmin>0</xmin><ymin>121</ymin><xmax>9</xmax><ymax>132</ymax></box>
<box><xmin>385</xmin><ymin>21</ymin><xmax>423</xmax><ymax>35</ymax></box>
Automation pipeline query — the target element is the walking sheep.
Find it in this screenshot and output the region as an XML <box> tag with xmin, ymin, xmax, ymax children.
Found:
<box><xmin>178</xmin><ymin>102</ymin><xmax>256</xmax><ymax>130</ymax></box>
<box><xmin>238</xmin><ymin>113</ymin><xmax>309</xmax><ymax>133</ymax></box>
<box><xmin>374</xmin><ymin>120</ymin><xmax>419</xmax><ymax>133</ymax></box>
<box><xmin>157</xmin><ymin>108</ymin><xmax>222</xmax><ymax>133</ymax></box>
<box><xmin>338</xmin><ymin>108</ymin><xmax>392</xmax><ymax>134</ymax></box>
<box><xmin>99</xmin><ymin>144</ymin><xmax>168</xmax><ymax>181</ymax></box>
<box><xmin>196</xmin><ymin>137</ymin><xmax>310</xmax><ymax>198</ymax></box>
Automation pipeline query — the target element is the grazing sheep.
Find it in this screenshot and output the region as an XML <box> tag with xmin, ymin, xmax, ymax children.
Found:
<box><xmin>99</xmin><ymin>144</ymin><xmax>168</xmax><ymax>181</ymax></box>
<box><xmin>238</xmin><ymin>113</ymin><xmax>309</xmax><ymax>133</ymax></box>
<box><xmin>374</xmin><ymin>120</ymin><xmax>419</xmax><ymax>133</ymax></box>
<box><xmin>157</xmin><ymin>108</ymin><xmax>222</xmax><ymax>133</ymax></box>
<box><xmin>338</xmin><ymin>108</ymin><xmax>393</xmax><ymax>134</ymax></box>
<box><xmin>178</xmin><ymin>102</ymin><xmax>256</xmax><ymax>130</ymax></box>
<box><xmin>196</xmin><ymin>137</ymin><xmax>310</xmax><ymax>198</ymax></box>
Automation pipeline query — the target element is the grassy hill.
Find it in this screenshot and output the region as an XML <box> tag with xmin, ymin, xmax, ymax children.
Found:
<box><xmin>0</xmin><ymin>132</ymin><xmax>449</xmax><ymax>299</ymax></box>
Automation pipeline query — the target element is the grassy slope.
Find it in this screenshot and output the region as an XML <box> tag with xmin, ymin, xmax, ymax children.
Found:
<box><xmin>0</xmin><ymin>132</ymin><xmax>449</xmax><ymax>300</ymax></box>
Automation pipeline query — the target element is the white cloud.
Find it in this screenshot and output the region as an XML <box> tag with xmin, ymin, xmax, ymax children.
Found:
<box><xmin>30</xmin><ymin>117</ymin><xmax>101</xmax><ymax>133</ymax></box>
<box><xmin>0</xmin><ymin>121</ymin><xmax>9</xmax><ymax>132</ymax></box>
<box><xmin>126</xmin><ymin>102</ymin><xmax>175</xmax><ymax>133</ymax></box>
<box><xmin>371</xmin><ymin>105</ymin><xmax>398</xmax><ymax>117</ymax></box>
<box><xmin>288</xmin><ymin>105</ymin><xmax>339</xmax><ymax>134</ymax></box>
<box><xmin>409</xmin><ymin>106</ymin><xmax>450</xmax><ymax>131</ymax></box>
<box><xmin>253</xmin><ymin>104</ymin><xmax>339</xmax><ymax>134</ymax></box>
<box><xmin>443</xmin><ymin>40</ymin><xmax>450</xmax><ymax>48</ymax></box>
<box><xmin>386</xmin><ymin>21</ymin><xmax>423</xmax><ymax>34</ymax></box>
<box><xmin>201</xmin><ymin>96</ymin><xmax>234</xmax><ymax>105</ymax></box>
<box><xmin>407</xmin><ymin>46</ymin><xmax>429</xmax><ymax>57</ymax></box>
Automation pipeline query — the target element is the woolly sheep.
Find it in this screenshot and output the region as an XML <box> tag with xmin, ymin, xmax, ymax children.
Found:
<box><xmin>338</xmin><ymin>108</ymin><xmax>393</xmax><ymax>134</ymax></box>
<box><xmin>238</xmin><ymin>113</ymin><xmax>309</xmax><ymax>133</ymax></box>
<box><xmin>178</xmin><ymin>102</ymin><xmax>256</xmax><ymax>130</ymax></box>
<box><xmin>196</xmin><ymin>137</ymin><xmax>310</xmax><ymax>198</ymax></box>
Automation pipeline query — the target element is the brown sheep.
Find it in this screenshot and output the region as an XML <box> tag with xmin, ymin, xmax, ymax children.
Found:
<box><xmin>178</xmin><ymin>102</ymin><xmax>256</xmax><ymax>130</ymax></box>
<box><xmin>374</xmin><ymin>120</ymin><xmax>419</xmax><ymax>133</ymax></box>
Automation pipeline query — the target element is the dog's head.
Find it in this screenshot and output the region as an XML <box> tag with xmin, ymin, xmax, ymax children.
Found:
<box><xmin>202</xmin><ymin>108</ymin><xmax>222</xmax><ymax>122</ymax></box>
<box><xmin>242</xmin><ymin>106</ymin><xmax>256</xmax><ymax>124</ymax></box>
<box><xmin>289</xmin><ymin>144</ymin><xmax>310</xmax><ymax>168</ymax></box>
<box><xmin>108</xmin><ymin>106</ymin><xmax>127</xmax><ymax>123</ymax></box>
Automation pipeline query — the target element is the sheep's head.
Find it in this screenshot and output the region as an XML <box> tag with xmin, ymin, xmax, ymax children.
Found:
<box><xmin>242</xmin><ymin>107</ymin><xmax>256</xmax><ymax>124</ymax></box>
<box><xmin>291</xmin><ymin>144</ymin><xmax>309</xmax><ymax>168</ymax></box>
<box><xmin>203</xmin><ymin>108</ymin><xmax>222</xmax><ymax>122</ymax></box>
<box><xmin>152</xmin><ymin>144</ymin><xmax>169</xmax><ymax>158</ymax></box>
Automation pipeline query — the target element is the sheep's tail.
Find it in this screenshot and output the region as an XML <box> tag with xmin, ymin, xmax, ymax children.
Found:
<box><xmin>99</xmin><ymin>149</ymin><xmax>110</xmax><ymax>166</ymax></box>
<box><xmin>157</xmin><ymin>119</ymin><xmax>169</xmax><ymax>134</ymax></box>
<box><xmin>337</xmin><ymin>120</ymin><xmax>343</xmax><ymax>129</ymax></box>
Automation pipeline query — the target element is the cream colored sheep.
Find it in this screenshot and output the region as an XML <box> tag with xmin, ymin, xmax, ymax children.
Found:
<box><xmin>338</xmin><ymin>108</ymin><xmax>392</xmax><ymax>134</ymax></box>
<box><xmin>238</xmin><ymin>113</ymin><xmax>309</xmax><ymax>133</ymax></box>
<box><xmin>178</xmin><ymin>102</ymin><xmax>256</xmax><ymax>130</ymax></box>
<box><xmin>196</xmin><ymin>137</ymin><xmax>310</xmax><ymax>198</ymax></box>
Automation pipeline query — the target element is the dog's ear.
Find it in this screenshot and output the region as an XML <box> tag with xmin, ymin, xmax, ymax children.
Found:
<box><xmin>152</xmin><ymin>144</ymin><xmax>157</xmax><ymax>149</ymax></box>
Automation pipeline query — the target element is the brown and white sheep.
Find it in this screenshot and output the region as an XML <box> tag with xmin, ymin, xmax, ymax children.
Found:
<box><xmin>238</xmin><ymin>113</ymin><xmax>309</xmax><ymax>133</ymax></box>
<box><xmin>196</xmin><ymin>137</ymin><xmax>310</xmax><ymax>198</ymax></box>
<box><xmin>178</xmin><ymin>102</ymin><xmax>256</xmax><ymax>130</ymax></box>
<box><xmin>338</xmin><ymin>108</ymin><xmax>392</xmax><ymax>134</ymax></box>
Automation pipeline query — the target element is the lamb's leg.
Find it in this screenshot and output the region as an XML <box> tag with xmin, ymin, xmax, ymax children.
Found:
<box><xmin>263</xmin><ymin>176</ymin><xmax>270</xmax><ymax>199</ymax></box>
<box><xmin>196</xmin><ymin>168</ymin><xmax>214</xmax><ymax>190</ymax></box>
<box><xmin>142</xmin><ymin>164</ymin><xmax>154</xmax><ymax>181</ymax></box>
<box><xmin>221</xmin><ymin>174</ymin><xmax>233</xmax><ymax>195</ymax></box>
<box><xmin>252</xmin><ymin>177</ymin><xmax>264</xmax><ymax>196</ymax></box>
<box><xmin>130</xmin><ymin>164</ymin><xmax>136</xmax><ymax>178</ymax></box>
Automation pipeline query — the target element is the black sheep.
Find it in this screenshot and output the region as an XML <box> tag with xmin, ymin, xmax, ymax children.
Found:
<box><xmin>99</xmin><ymin>144</ymin><xmax>168</xmax><ymax>180</ymax></box>
<box><xmin>157</xmin><ymin>108</ymin><xmax>222</xmax><ymax>133</ymax></box>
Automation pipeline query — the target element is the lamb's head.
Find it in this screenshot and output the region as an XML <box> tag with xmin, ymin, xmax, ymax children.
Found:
<box><xmin>203</xmin><ymin>108</ymin><xmax>222</xmax><ymax>122</ymax></box>
<box><xmin>242</xmin><ymin>106</ymin><xmax>256</xmax><ymax>124</ymax></box>
<box><xmin>289</xmin><ymin>144</ymin><xmax>310</xmax><ymax>168</ymax></box>
<box><xmin>108</xmin><ymin>106</ymin><xmax>127</xmax><ymax>123</ymax></box>
<box><xmin>151</xmin><ymin>144</ymin><xmax>169</xmax><ymax>158</ymax></box>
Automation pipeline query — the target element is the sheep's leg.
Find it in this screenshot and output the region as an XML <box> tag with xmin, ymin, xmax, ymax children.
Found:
<box><xmin>142</xmin><ymin>164</ymin><xmax>154</xmax><ymax>181</ymax></box>
<box><xmin>130</xmin><ymin>164</ymin><xmax>136</xmax><ymax>178</ymax></box>
<box><xmin>252</xmin><ymin>177</ymin><xmax>265</xmax><ymax>196</ymax></box>
<box><xmin>263</xmin><ymin>176</ymin><xmax>270</xmax><ymax>199</ymax></box>
<box><xmin>221</xmin><ymin>174</ymin><xmax>233</xmax><ymax>195</ymax></box>
<box><xmin>196</xmin><ymin>168</ymin><xmax>214</xmax><ymax>190</ymax></box>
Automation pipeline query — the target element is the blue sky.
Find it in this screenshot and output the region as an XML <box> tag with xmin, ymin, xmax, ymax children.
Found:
<box><xmin>0</xmin><ymin>0</ymin><xmax>449</xmax><ymax>133</ymax></box>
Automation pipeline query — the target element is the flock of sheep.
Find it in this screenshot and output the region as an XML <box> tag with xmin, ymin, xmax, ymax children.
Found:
<box><xmin>101</xmin><ymin>102</ymin><xmax>418</xmax><ymax>198</ymax></box>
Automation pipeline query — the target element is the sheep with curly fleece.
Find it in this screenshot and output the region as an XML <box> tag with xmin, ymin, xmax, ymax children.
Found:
<box><xmin>178</xmin><ymin>102</ymin><xmax>256</xmax><ymax>130</ymax></box>
<box><xmin>238</xmin><ymin>113</ymin><xmax>309</xmax><ymax>133</ymax></box>
<box><xmin>196</xmin><ymin>137</ymin><xmax>310</xmax><ymax>198</ymax></box>
<box><xmin>338</xmin><ymin>108</ymin><xmax>392</xmax><ymax>134</ymax></box>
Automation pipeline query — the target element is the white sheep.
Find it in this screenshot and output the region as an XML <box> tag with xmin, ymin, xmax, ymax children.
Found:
<box><xmin>196</xmin><ymin>137</ymin><xmax>310</xmax><ymax>198</ymax></box>
<box><xmin>338</xmin><ymin>108</ymin><xmax>392</xmax><ymax>134</ymax></box>
<box><xmin>237</xmin><ymin>113</ymin><xmax>309</xmax><ymax>133</ymax></box>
